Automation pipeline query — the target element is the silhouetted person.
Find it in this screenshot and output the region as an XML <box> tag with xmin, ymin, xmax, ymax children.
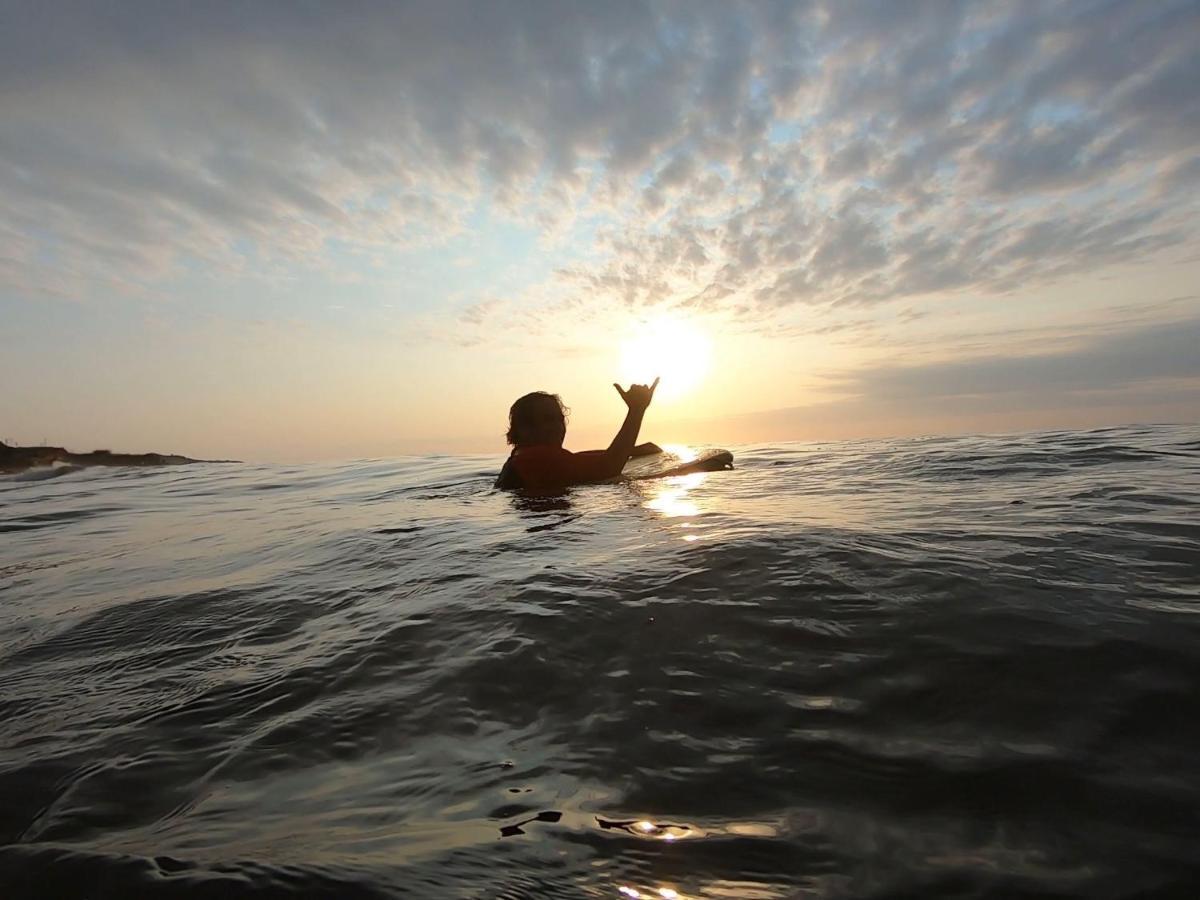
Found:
<box><xmin>496</xmin><ymin>380</ymin><xmax>661</xmax><ymax>489</ymax></box>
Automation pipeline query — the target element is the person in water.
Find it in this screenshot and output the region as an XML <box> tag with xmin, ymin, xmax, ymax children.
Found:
<box><xmin>496</xmin><ymin>379</ymin><xmax>663</xmax><ymax>490</ymax></box>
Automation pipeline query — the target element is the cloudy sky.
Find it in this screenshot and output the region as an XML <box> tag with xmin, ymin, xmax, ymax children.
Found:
<box><xmin>2</xmin><ymin>0</ymin><xmax>1197</xmax><ymax>459</ymax></box>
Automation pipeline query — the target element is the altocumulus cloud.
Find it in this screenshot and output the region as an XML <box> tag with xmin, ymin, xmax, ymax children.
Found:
<box><xmin>1</xmin><ymin>0</ymin><xmax>1198</xmax><ymax>318</ymax></box>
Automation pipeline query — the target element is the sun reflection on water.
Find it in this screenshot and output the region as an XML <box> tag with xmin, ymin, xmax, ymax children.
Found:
<box><xmin>660</xmin><ymin>443</ymin><xmax>698</xmax><ymax>463</ymax></box>
<box><xmin>605</xmin><ymin>814</ymin><xmax>788</xmax><ymax>899</ymax></box>
<box><xmin>644</xmin><ymin>473</ymin><xmax>705</xmax><ymax>518</ymax></box>
<box><xmin>618</xmin><ymin>886</ymin><xmax>682</xmax><ymax>899</ymax></box>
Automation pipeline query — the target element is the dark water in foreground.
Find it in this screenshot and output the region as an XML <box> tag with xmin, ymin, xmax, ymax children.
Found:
<box><xmin>2</xmin><ymin>424</ymin><xmax>1199</xmax><ymax>899</ymax></box>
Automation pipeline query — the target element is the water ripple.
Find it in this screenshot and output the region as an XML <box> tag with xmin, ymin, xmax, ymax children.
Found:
<box><xmin>2</xmin><ymin>424</ymin><xmax>1199</xmax><ymax>897</ymax></box>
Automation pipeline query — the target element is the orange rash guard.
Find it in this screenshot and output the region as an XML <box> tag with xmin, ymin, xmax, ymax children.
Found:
<box><xmin>496</xmin><ymin>444</ymin><xmax>615</xmax><ymax>490</ymax></box>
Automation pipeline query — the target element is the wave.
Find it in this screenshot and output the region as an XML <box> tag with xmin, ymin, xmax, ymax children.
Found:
<box><xmin>1</xmin><ymin>423</ymin><xmax>1198</xmax><ymax>897</ymax></box>
<box><xmin>1</xmin><ymin>463</ymin><xmax>86</xmax><ymax>483</ymax></box>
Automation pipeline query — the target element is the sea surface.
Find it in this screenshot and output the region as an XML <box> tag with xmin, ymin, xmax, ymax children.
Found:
<box><xmin>2</xmin><ymin>424</ymin><xmax>1199</xmax><ymax>899</ymax></box>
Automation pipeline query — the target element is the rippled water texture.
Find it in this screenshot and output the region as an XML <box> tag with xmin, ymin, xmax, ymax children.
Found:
<box><xmin>2</xmin><ymin>425</ymin><xmax>1199</xmax><ymax>898</ymax></box>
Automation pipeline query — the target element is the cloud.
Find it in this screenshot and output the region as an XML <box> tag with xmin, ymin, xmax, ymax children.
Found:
<box><xmin>655</xmin><ymin>313</ymin><xmax>1200</xmax><ymax>443</ymax></box>
<box><xmin>836</xmin><ymin>315</ymin><xmax>1200</xmax><ymax>404</ymax></box>
<box><xmin>1</xmin><ymin>0</ymin><xmax>1197</xmax><ymax>320</ymax></box>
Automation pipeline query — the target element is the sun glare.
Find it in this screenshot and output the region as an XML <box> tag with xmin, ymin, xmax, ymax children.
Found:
<box><xmin>618</xmin><ymin>315</ymin><xmax>712</xmax><ymax>403</ymax></box>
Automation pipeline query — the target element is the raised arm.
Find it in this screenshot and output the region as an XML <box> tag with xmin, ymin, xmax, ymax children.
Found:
<box><xmin>599</xmin><ymin>377</ymin><xmax>659</xmax><ymax>477</ymax></box>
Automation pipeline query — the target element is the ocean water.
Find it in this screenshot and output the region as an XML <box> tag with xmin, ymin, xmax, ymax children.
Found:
<box><xmin>2</xmin><ymin>424</ymin><xmax>1199</xmax><ymax>899</ymax></box>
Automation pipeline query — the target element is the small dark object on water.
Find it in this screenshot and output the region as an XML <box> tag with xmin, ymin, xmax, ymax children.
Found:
<box><xmin>499</xmin><ymin>810</ymin><xmax>562</xmax><ymax>837</ymax></box>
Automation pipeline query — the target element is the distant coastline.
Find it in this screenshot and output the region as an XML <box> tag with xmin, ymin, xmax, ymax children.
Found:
<box><xmin>0</xmin><ymin>441</ymin><xmax>230</xmax><ymax>474</ymax></box>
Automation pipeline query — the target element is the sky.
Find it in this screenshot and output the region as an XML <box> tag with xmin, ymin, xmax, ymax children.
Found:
<box><xmin>1</xmin><ymin>0</ymin><xmax>1198</xmax><ymax>461</ymax></box>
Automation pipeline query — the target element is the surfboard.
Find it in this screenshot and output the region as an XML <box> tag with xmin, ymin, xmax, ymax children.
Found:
<box><xmin>621</xmin><ymin>447</ymin><xmax>734</xmax><ymax>480</ymax></box>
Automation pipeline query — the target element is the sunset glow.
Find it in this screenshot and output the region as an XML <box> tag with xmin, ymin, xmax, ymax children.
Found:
<box><xmin>618</xmin><ymin>316</ymin><xmax>713</xmax><ymax>404</ymax></box>
<box><xmin>0</xmin><ymin>3</ymin><xmax>1196</xmax><ymax>459</ymax></box>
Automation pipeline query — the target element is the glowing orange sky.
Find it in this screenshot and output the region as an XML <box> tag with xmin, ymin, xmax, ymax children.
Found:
<box><xmin>2</xmin><ymin>3</ymin><xmax>1198</xmax><ymax>460</ymax></box>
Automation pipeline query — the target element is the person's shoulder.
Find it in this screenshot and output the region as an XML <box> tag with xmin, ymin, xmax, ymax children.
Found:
<box><xmin>495</xmin><ymin>456</ymin><xmax>523</xmax><ymax>489</ymax></box>
<box><xmin>513</xmin><ymin>443</ymin><xmax>572</xmax><ymax>459</ymax></box>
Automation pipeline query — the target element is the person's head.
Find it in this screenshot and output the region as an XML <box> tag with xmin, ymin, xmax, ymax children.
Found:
<box><xmin>506</xmin><ymin>391</ymin><xmax>568</xmax><ymax>447</ymax></box>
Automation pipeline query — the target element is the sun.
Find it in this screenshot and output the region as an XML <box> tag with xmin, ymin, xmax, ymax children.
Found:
<box><xmin>618</xmin><ymin>314</ymin><xmax>712</xmax><ymax>403</ymax></box>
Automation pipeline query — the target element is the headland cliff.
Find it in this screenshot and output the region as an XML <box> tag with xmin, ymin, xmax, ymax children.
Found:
<box><xmin>0</xmin><ymin>441</ymin><xmax>223</xmax><ymax>474</ymax></box>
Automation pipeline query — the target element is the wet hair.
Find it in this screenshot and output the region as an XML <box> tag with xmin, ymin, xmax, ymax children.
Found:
<box><xmin>506</xmin><ymin>391</ymin><xmax>568</xmax><ymax>445</ymax></box>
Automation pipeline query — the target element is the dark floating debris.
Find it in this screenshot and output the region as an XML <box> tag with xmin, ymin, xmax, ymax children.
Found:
<box><xmin>499</xmin><ymin>810</ymin><xmax>562</xmax><ymax>838</ymax></box>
